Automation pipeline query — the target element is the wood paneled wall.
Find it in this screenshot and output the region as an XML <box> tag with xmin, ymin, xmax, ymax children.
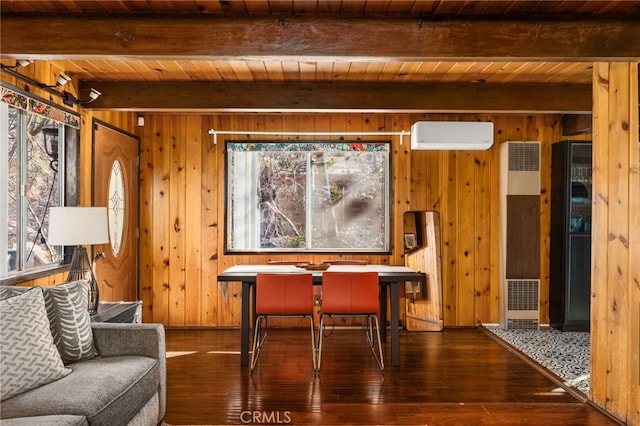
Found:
<box><xmin>591</xmin><ymin>62</ymin><xmax>640</xmax><ymax>425</ymax></box>
<box><xmin>136</xmin><ymin>113</ymin><xmax>563</xmax><ymax>328</ymax></box>
<box><xmin>0</xmin><ymin>64</ymin><xmax>563</xmax><ymax>328</ymax></box>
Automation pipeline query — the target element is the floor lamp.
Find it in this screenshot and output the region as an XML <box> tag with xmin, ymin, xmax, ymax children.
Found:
<box><xmin>48</xmin><ymin>207</ymin><xmax>109</xmax><ymax>314</ymax></box>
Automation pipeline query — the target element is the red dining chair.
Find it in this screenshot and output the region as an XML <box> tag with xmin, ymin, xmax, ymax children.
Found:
<box><xmin>322</xmin><ymin>259</ymin><xmax>368</xmax><ymax>265</ymax></box>
<box><xmin>317</xmin><ymin>271</ymin><xmax>384</xmax><ymax>373</ymax></box>
<box><xmin>250</xmin><ymin>273</ymin><xmax>316</xmax><ymax>373</ymax></box>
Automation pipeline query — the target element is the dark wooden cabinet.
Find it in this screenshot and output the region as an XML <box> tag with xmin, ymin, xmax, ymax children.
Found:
<box><xmin>550</xmin><ymin>140</ymin><xmax>592</xmax><ymax>331</ymax></box>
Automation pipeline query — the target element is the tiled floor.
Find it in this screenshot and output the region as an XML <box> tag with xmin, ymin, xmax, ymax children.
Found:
<box><xmin>484</xmin><ymin>325</ymin><xmax>590</xmax><ymax>395</ymax></box>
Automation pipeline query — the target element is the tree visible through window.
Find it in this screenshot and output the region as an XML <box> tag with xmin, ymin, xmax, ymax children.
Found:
<box><xmin>1</xmin><ymin>87</ymin><xmax>77</xmax><ymax>277</ymax></box>
<box><xmin>226</xmin><ymin>141</ymin><xmax>391</xmax><ymax>253</ymax></box>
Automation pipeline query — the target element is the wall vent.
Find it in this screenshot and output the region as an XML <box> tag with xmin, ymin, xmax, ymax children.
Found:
<box><xmin>507</xmin><ymin>279</ymin><xmax>540</xmax><ymax>311</ymax></box>
<box><xmin>506</xmin><ymin>319</ymin><xmax>540</xmax><ymax>330</ymax></box>
<box><xmin>508</xmin><ymin>142</ymin><xmax>540</xmax><ymax>172</ymax></box>
<box><xmin>505</xmin><ymin>279</ymin><xmax>540</xmax><ymax>330</ymax></box>
<box><xmin>505</xmin><ymin>141</ymin><xmax>541</xmax><ymax>195</ymax></box>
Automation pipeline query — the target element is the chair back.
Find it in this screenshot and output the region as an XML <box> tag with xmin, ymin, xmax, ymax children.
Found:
<box><xmin>256</xmin><ymin>273</ymin><xmax>313</xmax><ymax>315</ymax></box>
<box><xmin>321</xmin><ymin>271</ymin><xmax>379</xmax><ymax>314</ymax></box>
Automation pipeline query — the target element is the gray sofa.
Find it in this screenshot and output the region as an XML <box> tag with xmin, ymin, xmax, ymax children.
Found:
<box><xmin>0</xmin><ymin>282</ymin><xmax>166</xmax><ymax>426</ymax></box>
<box><xmin>0</xmin><ymin>322</ymin><xmax>166</xmax><ymax>426</ymax></box>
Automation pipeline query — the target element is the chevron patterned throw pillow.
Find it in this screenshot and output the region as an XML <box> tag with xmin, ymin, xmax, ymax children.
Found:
<box><xmin>0</xmin><ymin>287</ymin><xmax>71</xmax><ymax>401</ymax></box>
<box><xmin>0</xmin><ymin>280</ymin><xmax>95</xmax><ymax>364</ymax></box>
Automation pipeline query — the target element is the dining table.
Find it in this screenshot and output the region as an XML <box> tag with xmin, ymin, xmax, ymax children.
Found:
<box><xmin>217</xmin><ymin>264</ymin><xmax>425</xmax><ymax>367</ymax></box>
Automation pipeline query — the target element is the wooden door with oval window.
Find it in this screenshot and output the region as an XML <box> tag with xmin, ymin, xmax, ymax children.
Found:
<box><xmin>92</xmin><ymin>121</ymin><xmax>139</xmax><ymax>302</ymax></box>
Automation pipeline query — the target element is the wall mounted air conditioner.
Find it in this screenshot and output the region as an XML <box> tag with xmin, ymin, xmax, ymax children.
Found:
<box><xmin>410</xmin><ymin>121</ymin><xmax>494</xmax><ymax>150</ymax></box>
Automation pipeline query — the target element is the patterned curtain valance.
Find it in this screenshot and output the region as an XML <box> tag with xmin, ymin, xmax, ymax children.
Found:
<box><xmin>227</xmin><ymin>141</ymin><xmax>390</xmax><ymax>153</ymax></box>
<box><xmin>1</xmin><ymin>84</ymin><xmax>80</xmax><ymax>129</ymax></box>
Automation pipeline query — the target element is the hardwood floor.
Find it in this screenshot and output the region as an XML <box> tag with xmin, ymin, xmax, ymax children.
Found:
<box><xmin>164</xmin><ymin>327</ymin><xmax>618</xmax><ymax>425</ymax></box>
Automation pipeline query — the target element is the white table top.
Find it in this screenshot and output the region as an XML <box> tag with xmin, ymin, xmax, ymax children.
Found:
<box><xmin>218</xmin><ymin>264</ymin><xmax>423</xmax><ymax>281</ymax></box>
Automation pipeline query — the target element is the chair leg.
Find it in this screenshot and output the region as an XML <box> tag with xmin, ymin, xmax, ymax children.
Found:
<box><xmin>366</xmin><ymin>315</ymin><xmax>374</xmax><ymax>347</ymax></box>
<box><xmin>307</xmin><ymin>315</ymin><xmax>317</xmax><ymax>372</ymax></box>
<box><xmin>250</xmin><ymin>315</ymin><xmax>266</xmax><ymax>373</ymax></box>
<box><xmin>318</xmin><ymin>314</ymin><xmax>383</xmax><ymax>374</ymax></box>
<box><xmin>251</xmin><ymin>315</ymin><xmax>316</xmax><ymax>374</ymax></box>
<box><xmin>370</xmin><ymin>314</ymin><xmax>385</xmax><ymax>373</ymax></box>
<box><xmin>316</xmin><ymin>314</ymin><xmax>325</xmax><ymax>374</ymax></box>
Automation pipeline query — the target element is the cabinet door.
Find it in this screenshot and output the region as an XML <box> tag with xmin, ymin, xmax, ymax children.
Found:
<box><xmin>569</xmin><ymin>143</ymin><xmax>592</xmax><ymax>233</ymax></box>
<box><xmin>567</xmin><ymin>235</ymin><xmax>591</xmax><ymax>328</ymax></box>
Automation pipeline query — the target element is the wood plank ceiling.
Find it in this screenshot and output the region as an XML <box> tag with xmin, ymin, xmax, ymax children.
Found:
<box><xmin>1</xmin><ymin>0</ymin><xmax>639</xmax><ymax>112</ymax></box>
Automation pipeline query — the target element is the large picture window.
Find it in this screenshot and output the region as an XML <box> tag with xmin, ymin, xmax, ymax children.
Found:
<box><xmin>1</xmin><ymin>85</ymin><xmax>79</xmax><ymax>278</ymax></box>
<box><xmin>226</xmin><ymin>141</ymin><xmax>391</xmax><ymax>253</ymax></box>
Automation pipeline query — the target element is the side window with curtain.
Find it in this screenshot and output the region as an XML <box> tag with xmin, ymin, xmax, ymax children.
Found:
<box><xmin>1</xmin><ymin>85</ymin><xmax>80</xmax><ymax>278</ymax></box>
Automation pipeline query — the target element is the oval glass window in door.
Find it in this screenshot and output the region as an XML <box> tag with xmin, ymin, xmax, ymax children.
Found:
<box><xmin>108</xmin><ymin>159</ymin><xmax>126</xmax><ymax>257</ymax></box>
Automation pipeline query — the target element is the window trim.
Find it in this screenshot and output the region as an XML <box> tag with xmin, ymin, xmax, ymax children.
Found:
<box><xmin>224</xmin><ymin>140</ymin><xmax>392</xmax><ymax>254</ymax></box>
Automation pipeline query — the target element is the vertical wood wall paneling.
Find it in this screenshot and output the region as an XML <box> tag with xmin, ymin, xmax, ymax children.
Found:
<box><xmin>628</xmin><ymin>63</ymin><xmax>640</xmax><ymax>426</ymax></box>
<box><xmin>215</xmin><ymin>114</ymin><xmax>231</xmax><ymax>325</ymax></box>
<box><xmin>395</xmin><ymin>113</ymin><xmax>412</xmax><ymax>235</ymax></box>
<box><xmin>138</xmin><ymin>113</ymin><xmax>155</xmax><ymax>321</ymax></box>
<box><xmin>474</xmin><ymin>144</ymin><xmax>492</xmax><ymax>324</ymax></box>
<box><xmin>216</xmin><ymin>114</ymin><xmax>241</xmax><ymax>327</ymax></box>
<box><xmin>592</xmin><ymin>62</ymin><xmax>640</xmax><ymax>425</ymax></box>
<box><xmin>153</xmin><ymin>115</ymin><xmax>171</xmax><ymax>325</ymax></box>
<box><xmin>488</xmin><ymin>118</ymin><xmax>503</xmax><ymax>324</ymax></box>
<box><xmin>185</xmin><ymin>115</ymin><xmax>203</xmax><ymax>325</ymax></box>
<box><xmin>442</xmin><ymin>149</ymin><xmax>458</xmax><ymax>325</ymax></box>
<box><xmin>457</xmin><ymin>149</ymin><xmax>476</xmax><ymax>326</ymax></box>
<box><xmin>168</xmin><ymin>116</ymin><xmax>187</xmax><ymax>326</ymax></box>
<box><xmin>537</xmin><ymin>115</ymin><xmax>561</xmax><ymax>324</ymax></box>
<box><xmin>390</xmin><ymin>115</ymin><xmax>409</xmax><ymax>322</ymax></box>
<box><xmin>201</xmin><ymin>115</ymin><xmax>220</xmax><ymax>326</ymax></box>
<box><xmin>533</xmin><ymin>116</ymin><xmax>555</xmax><ymax>325</ymax></box>
<box><xmin>591</xmin><ymin>62</ymin><xmax>610</xmax><ymax>409</ymax></box>
<box><xmin>605</xmin><ymin>64</ymin><xmax>629</xmax><ymax>419</ymax></box>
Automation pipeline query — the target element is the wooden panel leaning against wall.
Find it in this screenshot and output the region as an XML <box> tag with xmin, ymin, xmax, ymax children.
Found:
<box><xmin>136</xmin><ymin>113</ymin><xmax>564</xmax><ymax>329</ymax></box>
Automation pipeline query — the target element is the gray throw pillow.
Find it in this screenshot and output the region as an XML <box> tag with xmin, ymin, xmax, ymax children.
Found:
<box><xmin>0</xmin><ymin>287</ymin><xmax>71</xmax><ymax>400</ymax></box>
<box><xmin>0</xmin><ymin>280</ymin><xmax>95</xmax><ymax>364</ymax></box>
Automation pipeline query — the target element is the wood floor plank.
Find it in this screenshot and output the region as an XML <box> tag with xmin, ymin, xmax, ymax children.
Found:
<box><xmin>164</xmin><ymin>328</ymin><xmax>619</xmax><ymax>425</ymax></box>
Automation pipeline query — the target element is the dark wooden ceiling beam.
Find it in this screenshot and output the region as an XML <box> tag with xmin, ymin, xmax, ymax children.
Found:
<box><xmin>2</xmin><ymin>15</ymin><xmax>639</xmax><ymax>61</ymax></box>
<box><xmin>78</xmin><ymin>81</ymin><xmax>592</xmax><ymax>113</ymax></box>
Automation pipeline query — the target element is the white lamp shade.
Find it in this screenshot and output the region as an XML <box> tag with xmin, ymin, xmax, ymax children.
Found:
<box><xmin>48</xmin><ymin>207</ymin><xmax>109</xmax><ymax>246</ymax></box>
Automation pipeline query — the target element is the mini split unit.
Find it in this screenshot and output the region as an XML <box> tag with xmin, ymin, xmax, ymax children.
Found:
<box><xmin>410</xmin><ymin>121</ymin><xmax>494</xmax><ymax>150</ymax></box>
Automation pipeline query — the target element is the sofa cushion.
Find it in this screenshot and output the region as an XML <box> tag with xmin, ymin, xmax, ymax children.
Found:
<box><xmin>0</xmin><ymin>288</ymin><xmax>71</xmax><ymax>401</ymax></box>
<box><xmin>0</xmin><ymin>415</ymin><xmax>88</xmax><ymax>426</ymax></box>
<box><xmin>0</xmin><ymin>356</ymin><xmax>160</xmax><ymax>426</ymax></box>
<box><xmin>0</xmin><ymin>281</ymin><xmax>95</xmax><ymax>364</ymax></box>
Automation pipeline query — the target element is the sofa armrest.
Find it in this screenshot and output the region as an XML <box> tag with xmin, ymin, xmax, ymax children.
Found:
<box><xmin>91</xmin><ymin>323</ymin><xmax>166</xmax><ymax>421</ymax></box>
<box><xmin>91</xmin><ymin>323</ymin><xmax>164</xmax><ymax>359</ymax></box>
